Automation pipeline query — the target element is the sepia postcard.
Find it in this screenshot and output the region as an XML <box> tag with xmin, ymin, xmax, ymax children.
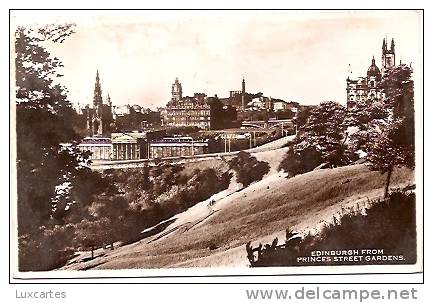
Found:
<box><xmin>9</xmin><ymin>9</ymin><xmax>423</xmax><ymax>279</ymax></box>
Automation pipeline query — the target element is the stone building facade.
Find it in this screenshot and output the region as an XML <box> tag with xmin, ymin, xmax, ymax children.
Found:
<box><xmin>149</xmin><ymin>136</ymin><xmax>209</xmax><ymax>158</ymax></box>
<box><xmin>346</xmin><ymin>38</ymin><xmax>396</xmax><ymax>108</ymax></box>
<box><xmin>163</xmin><ymin>78</ymin><xmax>211</xmax><ymax>130</ymax></box>
<box><xmin>78</xmin><ymin>137</ymin><xmax>112</xmax><ymax>160</ymax></box>
<box><xmin>111</xmin><ymin>132</ymin><xmax>147</xmax><ymax>160</ymax></box>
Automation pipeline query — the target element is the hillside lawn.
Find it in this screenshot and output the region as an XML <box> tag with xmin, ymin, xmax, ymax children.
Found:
<box><xmin>62</xmin><ymin>151</ymin><xmax>414</xmax><ymax>270</ymax></box>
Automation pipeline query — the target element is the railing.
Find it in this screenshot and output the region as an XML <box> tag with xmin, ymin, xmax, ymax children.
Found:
<box><xmin>90</xmin><ymin>149</ymin><xmax>243</xmax><ymax>170</ymax></box>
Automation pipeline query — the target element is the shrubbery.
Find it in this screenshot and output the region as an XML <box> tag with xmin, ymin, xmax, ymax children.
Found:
<box><xmin>278</xmin><ymin>101</ymin><xmax>358</xmax><ymax>178</ymax></box>
<box><xmin>18</xmin><ymin>162</ymin><xmax>232</xmax><ymax>271</ymax></box>
<box><xmin>278</xmin><ymin>147</ymin><xmax>322</xmax><ymax>177</ymax></box>
<box><xmin>18</xmin><ymin>224</ymin><xmax>76</xmax><ymax>271</ymax></box>
<box><xmin>76</xmin><ymin>165</ymin><xmax>231</xmax><ymax>252</ymax></box>
<box><xmin>309</xmin><ymin>189</ymin><xmax>416</xmax><ymax>260</ymax></box>
<box><xmin>228</xmin><ymin>151</ymin><xmax>270</xmax><ymax>187</ymax></box>
<box><xmin>248</xmin><ymin>188</ymin><xmax>416</xmax><ymax>267</ymax></box>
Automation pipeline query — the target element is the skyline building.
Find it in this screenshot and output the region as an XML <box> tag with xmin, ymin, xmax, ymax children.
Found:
<box><xmin>346</xmin><ymin>38</ymin><xmax>396</xmax><ymax>108</ymax></box>
<box><xmin>163</xmin><ymin>78</ymin><xmax>211</xmax><ymax>130</ymax></box>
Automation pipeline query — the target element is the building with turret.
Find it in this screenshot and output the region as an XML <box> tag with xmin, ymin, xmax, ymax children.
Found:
<box><xmin>163</xmin><ymin>78</ymin><xmax>211</xmax><ymax>130</ymax></box>
<box><xmin>346</xmin><ymin>38</ymin><xmax>396</xmax><ymax>108</ymax></box>
<box><xmin>171</xmin><ymin>77</ymin><xmax>183</xmax><ymax>102</ymax></box>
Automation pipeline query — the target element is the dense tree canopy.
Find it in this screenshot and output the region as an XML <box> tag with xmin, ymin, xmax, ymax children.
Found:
<box><xmin>364</xmin><ymin>64</ymin><xmax>415</xmax><ymax>197</ymax></box>
<box><xmin>295</xmin><ymin>101</ymin><xmax>352</xmax><ymax>167</ymax></box>
<box><xmin>15</xmin><ymin>24</ymin><xmax>85</xmax><ymax>234</ymax></box>
<box><xmin>15</xmin><ymin>24</ymin><xmax>112</xmax><ymax>271</ymax></box>
<box><xmin>229</xmin><ymin>151</ymin><xmax>270</xmax><ymax>187</ymax></box>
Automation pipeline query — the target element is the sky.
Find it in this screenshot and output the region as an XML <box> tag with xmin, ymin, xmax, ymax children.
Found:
<box><xmin>11</xmin><ymin>10</ymin><xmax>422</xmax><ymax>109</ymax></box>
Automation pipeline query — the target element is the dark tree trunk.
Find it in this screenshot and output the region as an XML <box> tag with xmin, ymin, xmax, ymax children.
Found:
<box><xmin>384</xmin><ymin>166</ymin><xmax>393</xmax><ymax>199</ymax></box>
<box><xmin>110</xmin><ymin>242</ymin><xmax>114</xmax><ymax>250</ymax></box>
<box><xmin>91</xmin><ymin>247</ymin><xmax>94</xmax><ymax>259</ymax></box>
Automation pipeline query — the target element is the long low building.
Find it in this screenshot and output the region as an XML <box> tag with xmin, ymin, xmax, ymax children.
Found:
<box><xmin>75</xmin><ymin>132</ymin><xmax>209</xmax><ymax>161</ymax></box>
<box><xmin>149</xmin><ymin>136</ymin><xmax>209</xmax><ymax>158</ymax></box>
<box><xmin>78</xmin><ymin>137</ymin><xmax>112</xmax><ymax>160</ymax></box>
<box><xmin>77</xmin><ymin>134</ymin><xmax>147</xmax><ymax>161</ymax></box>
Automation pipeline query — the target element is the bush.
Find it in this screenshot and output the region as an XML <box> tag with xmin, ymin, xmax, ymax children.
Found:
<box><xmin>248</xmin><ymin>188</ymin><xmax>416</xmax><ymax>267</ymax></box>
<box><xmin>19</xmin><ymin>164</ymin><xmax>233</xmax><ymax>270</ymax></box>
<box><xmin>18</xmin><ymin>224</ymin><xmax>76</xmax><ymax>271</ymax></box>
<box><xmin>89</xmin><ymin>195</ymin><xmax>131</xmax><ymax>249</ymax></box>
<box><xmin>73</xmin><ymin>219</ymin><xmax>106</xmax><ymax>259</ymax></box>
<box><xmin>158</xmin><ymin>168</ymin><xmax>231</xmax><ymax>215</ymax></box>
<box><xmin>229</xmin><ymin>151</ymin><xmax>270</xmax><ymax>187</ymax></box>
<box><xmin>101</xmin><ymin>165</ymin><xmax>232</xmax><ymax>245</ymax></box>
<box><xmin>278</xmin><ymin>147</ymin><xmax>322</xmax><ymax>177</ymax></box>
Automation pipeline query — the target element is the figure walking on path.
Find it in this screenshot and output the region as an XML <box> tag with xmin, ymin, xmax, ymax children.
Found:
<box><xmin>207</xmin><ymin>199</ymin><xmax>216</xmax><ymax>212</ymax></box>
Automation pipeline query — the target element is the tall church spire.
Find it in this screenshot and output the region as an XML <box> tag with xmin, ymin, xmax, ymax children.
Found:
<box><xmin>90</xmin><ymin>69</ymin><xmax>104</xmax><ymax>136</ymax></box>
<box><xmin>93</xmin><ymin>69</ymin><xmax>103</xmax><ymax>108</ymax></box>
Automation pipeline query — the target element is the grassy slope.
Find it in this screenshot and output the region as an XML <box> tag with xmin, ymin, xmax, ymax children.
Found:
<box><xmin>179</xmin><ymin>135</ymin><xmax>294</xmax><ymax>176</ymax></box>
<box><xmin>62</xmin><ymin>153</ymin><xmax>414</xmax><ymax>270</ymax></box>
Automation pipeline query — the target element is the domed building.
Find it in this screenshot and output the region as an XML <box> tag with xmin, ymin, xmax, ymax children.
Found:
<box><xmin>346</xmin><ymin>38</ymin><xmax>396</xmax><ymax>108</ymax></box>
<box><xmin>366</xmin><ymin>57</ymin><xmax>383</xmax><ymax>100</ymax></box>
<box><xmin>367</xmin><ymin>57</ymin><xmax>381</xmax><ymax>79</ymax></box>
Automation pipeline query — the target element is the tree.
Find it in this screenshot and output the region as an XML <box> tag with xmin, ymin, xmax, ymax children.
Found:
<box><xmin>364</xmin><ymin>64</ymin><xmax>414</xmax><ymax>198</ymax></box>
<box><xmin>90</xmin><ymin>195</ymin><xmax>130</xmax><ymax>250</ymax></box>
<box><xmin>345</xmin><ymin>93</ymin><xmax>390</xmax><ymax>157</ymax></box>
<box><xmin>346</xmin><ymin>98</ymin><xmax>388</xmax><ymax>129</ymax></box>
<box><xmin>15</xmin><ymin>24</ymin><xmax>82</xmax><ymax>234</ymax></box>
<box><xmin>229</xmin><ymin>151</ymin><xmax>270</xmax><ymax>187</ymax></box>
<box><xmin>278</xmin><ymin>146</ymin><xmax>322</xmax><ymax>177</ymax></box>
<box><xmin>184</xmin><ymin>168</ymin><xmax>231</xmax><ymax>205</ymax></box>
<box><xmin>295</xmin><ymin>106</ymin><xmax>315</xmax><ymax>130</ymax></box>
<box><xmin>295</xmin><ymin>101</ymin><xmax>351</xmax><ymax>167</ymax></box>
<box><xmin>18</xmin><ymin>224</ymin><xmax>75</xmax><ymax>271</ymax></box>
<box><xmin>73</xmin><ymin>219</ymin><xmax>105</xmax><ymax>259</ymax></box>
<box><xmin>128</xmin><ymin>165</ymin><xmax>153</xmax><ymax>191</ymax></box>
<box><xmin>15</xmin><ymin>24</ymin><xmax>111</xmax><ymax>271</ymax></box>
